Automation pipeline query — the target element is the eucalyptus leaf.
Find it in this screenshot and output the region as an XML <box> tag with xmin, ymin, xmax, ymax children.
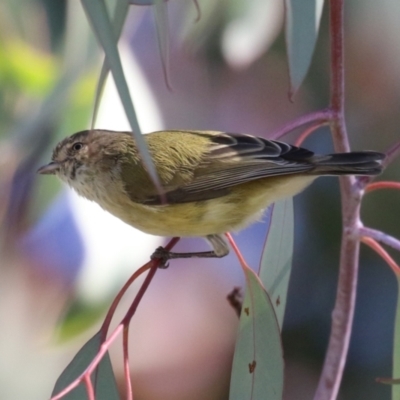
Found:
<box><xmin>52</xmin><ymin>331</ymin><xmax>120</xmax><ymax>400</ymax></box>
<box><xmin>229</xmin><ymin>268</ymin><xmax>284</xmax><ymax>400</ymax></box>
<box><xmin>153</xmin><ymin>0</ymin><xmax>172</xmax><ymax>89</ymax></box>
<box><xmin>81</xmin><ymin>0</ymin><xmax>163</xmax><ymax>194</ymax></box>
<box><xmin>91</xmin><ymin>0</ymin><xmax>130</xmax><ymax>128</ymax></box>
<box><xmin>284</xmin><ymin>0</ymin><xmax>324</xmax><ymax>97</ymax></box>
<box><xmin>260</xmin><ymin>198</ymin><xmax>294</xmax><ymax>329</ymax></box>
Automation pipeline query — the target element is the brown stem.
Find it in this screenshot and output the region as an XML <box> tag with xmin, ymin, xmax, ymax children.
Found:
<box><xmin>314</xmin><ymin>1</ymin><xmax>361</xmax><ymax>399</ymax></box>
<box><xmin>269</xmin><ymin>109</ymin><xmax>331</xmax><ymax>139</ymax></box>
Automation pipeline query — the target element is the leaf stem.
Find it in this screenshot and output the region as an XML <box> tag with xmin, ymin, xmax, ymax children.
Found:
<box><xmin>365</xmin><ymin>181</ymin><xmax>400</xmax><ymax>193</ymax></box>
<box><xmin>123</xmin><ymin>324</ymin><xmax>133</xmax><ymax>400</ymax></box>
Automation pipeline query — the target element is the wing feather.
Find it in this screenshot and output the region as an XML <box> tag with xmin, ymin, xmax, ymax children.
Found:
<box><xmin>139</xmin><ymin>131</ymin><xmax>316</xmax><ymax>205</ymax></box>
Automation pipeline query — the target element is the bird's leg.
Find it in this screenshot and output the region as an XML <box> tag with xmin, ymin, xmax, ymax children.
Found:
<box><xmin>151</xmin><ymin>234</ymin><xmax>229</xmax><ymax>268</ymax></box>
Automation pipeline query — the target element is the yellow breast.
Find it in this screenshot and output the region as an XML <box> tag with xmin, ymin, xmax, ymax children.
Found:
<box><xmin>100</xmin><ymin>174</ymin><xmax>314</xmax><ymax>237</ymax></box>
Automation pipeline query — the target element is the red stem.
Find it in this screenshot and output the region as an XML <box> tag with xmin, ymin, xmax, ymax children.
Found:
<box><xmin>51</xmin><ymin>238</ymin><xmax>180</xmax><ymax>400</ymax></box>
<box><xmin>100</xmin><ymin>237</ymin><xmax>180</xmax><ymax>339</ymax></box>
<box><xmin>51</xmin><ymin>325</ymin><xmax>124</xmax><ymax>400</ymax></box>
<box><xmin>121</xmin><ymin>237</ymin><xmax>180</xmax><ymax>325</ymax></box>
<box><xmin>123</xmin><ymin>324</ymin><xmax>133</xmax><ymax>400</ymax></box>
<box><xmin>84</xmin><ymin>375</ymin><xmax>95</xmax><ymax>400</ymax></box>
<box><xmin>100</xmin><ymin>263</ymin><xmax>151</xmax><ymax>341</ymax></box>
<box><xmin>361</xmin><ymin>237</ymin><xmax>400</xmax><ymax>276</ymax></box>
<box><xmin>365</xmin><ymin>181</ymin><xmax>400</xmax><ymax>193</ymax></box>
<box><xmin>294</xmin><ymin>121</ymin><xmax>329</xmax><ymax>147</ymax></box>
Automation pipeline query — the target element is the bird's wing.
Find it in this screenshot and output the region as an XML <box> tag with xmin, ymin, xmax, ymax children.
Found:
<box><xmin>139</xmin><ymin>132</ymin><xmax>316</xmax><ymax>205</ymax></box>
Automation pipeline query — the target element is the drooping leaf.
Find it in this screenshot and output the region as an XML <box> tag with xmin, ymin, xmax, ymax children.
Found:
<box><xmin>81</xmin><ymin>0</ymin><xmax>163</xmax><ymax>194</ymax></box>
<box><xmin>153</xmin><ymin>0</ymin><xmax>172</xmax><ymax>90</ymax></box>
<box><xmin>259</xmin><ymin>198</ymin><xmax>294</xmax><ymax>329</ymax></box>
<box><xmin>284</xmin><ymin>0</ymin><xmax>325</xmax><ymax>97</ymax></box>
<box><xmin>229</xmin><ymin>268</ymin><xmax>284</xmax><ymax>400</ymax></box>
<box><xmin>52</xmin><ymin>331</ymin><xmax>120</xmax><ymax>400</ymax></box>
<box><xmin>91</xmin><ymin>0</ymin><xmax>130</xmax><ymax>128</ymax></box>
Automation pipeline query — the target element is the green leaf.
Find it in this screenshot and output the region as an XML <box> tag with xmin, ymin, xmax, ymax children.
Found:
<box><xmin>259</xmin><ymin>198</ymin><xmax>294</xmax><ymax>329</ymax></box>
<box><xmin>81</xmin><ymin>0</ymin><xmax>163</xmax><ymax>193</ymax></box>
<box><xmin>284</xmin><ymin>0</ymin><xmax>324</xmax><ymax>97</ymax></box>
<box><xmin>229</xmin><ymin>268</ymin><xmax>284</xmax><ymax>400</ymax></box>
<box><xmin>52</xmin><ymin>331</ymin><xmax>120</xmax><ymax>400</ymax></box>
<box><xmin>91</xmin><ymin>0</ymin><xmax>130</xmax><ymax>128</ymax></box>
<box><xmin>153</xmin><ymin>0</ymin><xmax>172</xmax><ymax>90</ymax></box>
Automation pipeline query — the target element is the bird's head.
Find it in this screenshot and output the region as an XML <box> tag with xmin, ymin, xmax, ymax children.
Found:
<box><xmin>37</xmin><ymin>130</ymin><xmax>137</xmax><ymax>189</ymax></box>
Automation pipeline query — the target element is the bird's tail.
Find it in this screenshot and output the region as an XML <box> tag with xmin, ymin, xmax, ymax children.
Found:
<box><xmin>311</xmin><ymin>151</ymin><xmax>385</xmax><ymax>176</ymax></box>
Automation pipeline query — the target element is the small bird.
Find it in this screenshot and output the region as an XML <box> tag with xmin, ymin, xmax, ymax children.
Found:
<box><xmin>38</xmin><ymin>129</ymin><xmax>384</xmax><ymax>264</ymax></box>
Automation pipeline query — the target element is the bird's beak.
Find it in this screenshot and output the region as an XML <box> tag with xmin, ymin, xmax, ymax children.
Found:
<box><xmin>37</xmin><ymin>161</ymin><xmax>60</xmax><ymax>175</ymax></box>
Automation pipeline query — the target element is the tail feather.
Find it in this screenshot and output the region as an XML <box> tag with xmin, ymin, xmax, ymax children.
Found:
<box><xmin>312</xmin><ymin>151</ymin><xmax>385</xmax><ymax>176</ymax></box>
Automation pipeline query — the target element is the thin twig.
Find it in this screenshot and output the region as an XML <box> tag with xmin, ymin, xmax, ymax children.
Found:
<box><xmin>100</xmin><ymin>237</ymin><xmax>180</xmax><ymax>340</ymax></box>
<box><xmin>123</xmin><ymin>324</ymin><xmax>133</xmax><ymax>400</ymax></box>
<box><xmin>358</xmin><ymin>227</ymin><xmax>400</xmax><ymax>253</ymax></box>
<box><xmin>52</xmin><ymin>237</ymin><xmax>180</xmax><ymax>400</ymax></box>
<box><xmin>360</xmin><ymin>237</ymin><xmax>400</xmax><ymax>276</ymax></box>
<box><xmin>295</xmin><ymin>121</ymin><xmax>329</xmax><ymax>147</ymax></box>
<box><xmin>100</xmin><ymin>263</ymin><xmax>152</xmax><ymax>341</ymax></box>
<box><xmin>269</xmin><ymin>109</ymin><xmax>331</xmax><ymax>140</ymax></box>
<box><xmin>365</xmin><ymin>181</ymin><xmax>400</xmax><ymax>193</ymax></box>
<box><xmin>384</xmin><ymin>139</ymin><xmax>400</xmax><ymax>169</ymax></box>
<box><xmin>122</xmin><ymin>237</ymin><xmax>180</xmax><ymax>325</ymax></box>
<box><xmin>84</xmin><ymin>375</ymin><xmax>95</xmax><ymax>400</ymax></box>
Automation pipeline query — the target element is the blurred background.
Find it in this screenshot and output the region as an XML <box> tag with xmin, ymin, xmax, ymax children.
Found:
<box><xmin>1</xmin><ymin>0</ymin><xmax>400</xmax><ymax>399</ymax></box>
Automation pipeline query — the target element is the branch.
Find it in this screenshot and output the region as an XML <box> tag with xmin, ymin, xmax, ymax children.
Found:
<box><xmin>358</xmin><ymin>227</ymin><xmax>400</xmax><ymax>253</ymax></box>
<box><xmin>384</xmin><ymin>139</ymin><xmax>400</xmax><ymax>169</ymax></box>
<box><xmin>314</xmin><ymin>2</ymin><xmax>360</xmax><ymax>399</ymax></box>
<box><xmin>52</xmin><ymin>237</ymin><xmax>180</xmax><ymax>400</ymax></box>
<box><xmin>269</xmin><ymin>109</ymin><xmax>331</xmax><ymax>140</ymax></box>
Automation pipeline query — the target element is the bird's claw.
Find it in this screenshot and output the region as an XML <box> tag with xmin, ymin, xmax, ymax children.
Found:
<box><xmin>151</xmin><ymin>246</ymin><xmax>171</xmax><ymax>269</ymax></box>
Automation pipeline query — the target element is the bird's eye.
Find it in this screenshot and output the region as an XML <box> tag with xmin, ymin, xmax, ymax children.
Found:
<box><xmin>72</xmin><ymin>142</ymin><xmax>83</xmax><ymax>152</ymax></box>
